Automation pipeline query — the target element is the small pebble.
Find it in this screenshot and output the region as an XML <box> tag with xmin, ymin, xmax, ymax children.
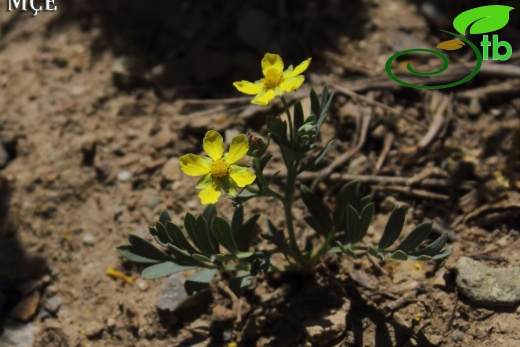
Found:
<box><xmin>433</xmin><ymin>270</ymin><xmax>446</xmax><ymax>288</ymax></box>
<box><xmin>10</xmin><ymin>292</ymin><xmax>40</xmax><ymax>322</ymax></box>
<box><xmin>106</xmin><ymin>318</ymin><xmax>116</xmax><ymax>329</ymax></box>
<box><xmin>151</xmin><ymin>126</ymin><xmax>173</xmax><ymax>149</ymax></box>
<box><xmin>43</xmin><ymin>296</ymin><xmax>62</xmax><ymax>314</ymax></box>
<box><xmin>146</xmin><ymin>195</ymin><xmax>162</xmax><ymax>210</ymax></box>
<box><xmin>162</xmin><ymin>158</ymin><xmax>180</xmax><ymax>182</ymax></box>
<box><xmin>45</xmin><ymin>285</ymin><xmax>58</xmax><ymax>297</ymax></box>
<box><xmin>84</xmin><ymin>322</ymin><xmax>104</xmax><ymax>340</ymax></box>
<box><xmin>82</xmin><ymin>233</ymin><xmax>95</xmax><ymax>246</ymax></box>
<box><xmin>117</xmin><ymin>170</ymin><xmax>133</xmax><ymax>182</ymax></box>
<box><xmin>136</xmin><ymin>280</ymin><xmax>149</xmax><ymax>292</ymax></box>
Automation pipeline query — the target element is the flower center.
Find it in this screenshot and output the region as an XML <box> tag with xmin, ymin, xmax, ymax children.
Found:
<box><xmin>210</xmin><ymin>160</ymin><xmax>230</xmax><ymax>178</ymax></box>
<box><xmin>263</xmin><ymin>68</ymin><xmax>283</xmax><ymax>89</ymax></box>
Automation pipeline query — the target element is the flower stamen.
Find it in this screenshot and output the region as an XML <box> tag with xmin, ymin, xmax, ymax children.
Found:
<box><xmin>210</xmin><ymin>160</ymin><xmax>230</xmax><ymax>178</ymax></box>
<box><xmin>262</xmin><ymin>68</ymin><xmax>283</xmax><ymax>89</ymax></box>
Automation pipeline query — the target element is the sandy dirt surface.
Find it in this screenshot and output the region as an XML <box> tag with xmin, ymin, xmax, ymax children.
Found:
<box><xmin>1</xmin><ymin>1</ymin><xmax>520</xmax><ymax>346</ymax></box>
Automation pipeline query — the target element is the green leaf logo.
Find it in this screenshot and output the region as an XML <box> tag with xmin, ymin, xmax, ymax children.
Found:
<box><xmin>453</xmin><ymin>5</ymin><xmax>514</xmax><ymax>35</ymax></box>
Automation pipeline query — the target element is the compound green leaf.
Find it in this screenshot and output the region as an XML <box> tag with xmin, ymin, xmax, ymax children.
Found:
<box><xmin>212</xmin><ymin>217</ymin><xmax>239</xmax><ymax>254</ymax></box>
<box><xmin>409</xmin><ymin>232</ymin><xmax>449</xmax><ymax>258</ymax></box>
<box><xmin>333</xmin><ymin>180</ymin><xmax>360</xmax><ymax>230</ymax></box>
<box><xmin>346</xmin><ymin>205</ymin><xmax>360</xmax><ymax>244</ymax></box>
<box><xmin>396</xmin><ymin>222</ymin><xmax>433</xmax><ymax>253</ymax></box>
<box><xmin>300</xmin><ymin>185</ymin><xmax>333</xmax><ymax>236</ymax></box>
<box><xmin>351</xmin><ymin>203</ymin><xmax>374</xmax><ymax>244</ymax></box>
<box><xmin>142</xmin><ymin>261</ymin><xmax>197</xmax><ymax>279</ymax></box>
<box><xmin>165</xmin><ymin>221</ymin><xmax>197</xmax><ymax>253</ymax></box>
<box><xmin>159</xmin><ymin>210</ymin><xmax>172</xmax><ymax>225</ymax></box>
<box><xmin>117</xmin><ymin>245</ymin><xmax>161</xmax><ymax>264</ymax></box>
<box><xmin>229</xmin><ymin>273</ymin><xmax>253</xmax><ymax>297</ymax></box>
<box><xmin>127</xmin><ymin>234</ymin><xmax>170</xmax><ymax>261</ymax></box>
<box><xmin>184</xmin><ymin>268</ymin><xmax>217</xmax><ymax>295</ymax></box>
<box><xmin>293</xmin><ymin>101</ymin><xmax>304</xmax><ymax>133</ymax></box>
<box><xmin>378</xmin><ymin>206</ymin><xmax>406</xmax><ymax>249</ymax></box>
<box><xmin>191</xmin><ymin>254</ymin><xmax>214</xmax><ymax>264</ymax></box>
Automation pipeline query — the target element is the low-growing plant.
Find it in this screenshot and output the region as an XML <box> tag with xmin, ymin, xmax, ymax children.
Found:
<box><xmin>118</xmin><ymin>53</ymin><xmax>450</xmax><ymax>296</ymax></box>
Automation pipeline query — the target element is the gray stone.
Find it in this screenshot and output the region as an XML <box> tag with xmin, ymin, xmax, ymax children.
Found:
<box><xmin>44</xmin><ymin>295</ymin><xmax>62</xmax><ymax>314</ymax></box>
<box><xmin>456</xmin><ymin>256</ymin><xmax>520</xmax><ymax>307</ymax></box>
<box><xmin>146</xmin><ymin>195</ymin><xmax>162</xmax><ymax>210</ymax></box>
<box><xmin>156</xmin><ymin>273</ymin><xmax>188</xmax><ymax>312</ymax></box>
<box><xmin>0</xmin><ymin>320</ymin><xmax>38</xmax><ymax>347</ymax></box>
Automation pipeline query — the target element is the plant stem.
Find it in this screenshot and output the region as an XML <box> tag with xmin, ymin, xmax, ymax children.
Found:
<box><xmin>284</xmin><ymin>158</ymin><xmax>302</xmax><ymax>263</ymax></box>
<box><xmin>280</xmin><ymin>96</ymin><xmax>294</xmax><ymax>141</ymax></box>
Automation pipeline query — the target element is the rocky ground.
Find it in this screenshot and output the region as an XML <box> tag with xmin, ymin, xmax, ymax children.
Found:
<box><xmin>1</xmin><ymin>0</ymin><xmax>520</xmax><ymax>346</ymax></box>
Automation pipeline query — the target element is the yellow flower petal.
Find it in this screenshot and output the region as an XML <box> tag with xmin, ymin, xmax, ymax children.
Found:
<box><xmin>180</xmin><ymin>154</ymin><xmax>211</xmax><ymax>176</ymax></box>
<box><xmin>233</xmin><ymin>80</ymin><xmax>263</xmax><ymax>95</ymax></box>
<box><xmin>283</xmin><ymin>58</ymin><xmax>311</xmax><ymax>79</ymax></box>
<box><xmin>220</xmin><ymin>177</ymin><xmax>238</xmax><ymax>197</ymax></box>
<box><xmin>196</xmin><ymin>173</ymin><xmax>212</xmax><ymax>189</ymax></box>
<box><xmin>261</xmin><ymin>53</ymin><xmax>284</xmax><ymax>75</ymax></box>
<box><xmin>226</xmin><ymin>134</ymin><xmax>249</xmax><ymax>164</ymax></box>
<box><xmin>198</xmin><ymin>183</ymin><xmax>221</xmax><ymax>205</ymax></box>
<box><xmin>280</xmin><ymin>76</ymin><xmax>305</xmax><ymax>92</ymax></box>
<box><xmin>230</xmin><ymin>165</ymin><xmax>256</xmax><ymax>187</ymax></box>
<box><xmin>274</xmin><ymin>86</ymin><xmax>284</xmax><ymax>96</ymax></box>
<box><xmin>203</xmin><ymin>130</ymin><xmax>224</xmax><ymax>161</ymax></box>
<box><xmin>251</xmin><ymin>89</ymin><xmax>276</xmax><ymax>105</ymax></box>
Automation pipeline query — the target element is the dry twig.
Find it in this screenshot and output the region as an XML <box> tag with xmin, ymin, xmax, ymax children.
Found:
<box><xmin>330</xmin><ymin>83</ymin><xmax>428</xmax><ymax>129</ymax></box>
<box><xmin>371</xmin><ymin>185</ymin><xmax>450</xmax><ymax>201</ymax></box>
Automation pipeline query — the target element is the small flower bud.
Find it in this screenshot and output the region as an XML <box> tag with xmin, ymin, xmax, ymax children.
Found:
<box><xmin>297</xmin><ymin>123</ymin><xmax>318</xmax><ymax>149</ymax></box>
<box><xmin>298</xmin><ymin>123</ymin><xmax>318</xmax><ymax>138</ymax></box>
<box><xmin>247</xmin><ymin>131</ymin><xmax>268</xmax><ymax>157</ymax></box>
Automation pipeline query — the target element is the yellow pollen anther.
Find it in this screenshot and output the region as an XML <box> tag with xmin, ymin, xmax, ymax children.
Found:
<box><xmin>210</xmin><ymin>160</ymin><xmax>229</xmax><ymax>178</ymax></box>
<box><xmin>263</xmin><ymin>68</ymin><xmax>283</xmax><ymax>89</ymax></box>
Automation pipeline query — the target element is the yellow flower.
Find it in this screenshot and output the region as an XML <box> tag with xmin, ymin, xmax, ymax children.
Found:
<box><xmin>179</xmin><ymin>130</ymin><xmax>256</xmax><ymax>205</ymax></box>
<box><xmin>233</xmin><ymin>53</ymin><xmax>311</xmax><ymax>105</ymax></box>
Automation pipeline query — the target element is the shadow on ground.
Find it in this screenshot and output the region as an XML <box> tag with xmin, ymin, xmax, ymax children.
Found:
<box><xmin>0</xmin><ymin>176</ymin><xmax>47</xmax><ymax>331</ymax></box>
<box><xmin>46</xmin><ymin>0</ymin><xmax>369</xmax><ymax>98</ymax></box>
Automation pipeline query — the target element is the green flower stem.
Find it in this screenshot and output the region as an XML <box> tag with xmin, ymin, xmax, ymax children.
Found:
<box><xmin>280</xmin><ymin>96</ymin><xmax>294</xmax><ymax>142</ymax></box>
<box><xmin>311</xmin><ymin>230</ymin><xmax>336</xmax><ymax>262</ymax></box>
<box><xmin>283</xmin><ymin>157</ymin><xmax>303</xmax><ymax>264</ymax></box>
<box><xmin>326</xmin><ymin>245</ymin><xmax>370</xmax><ymax>254</ymax></box>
